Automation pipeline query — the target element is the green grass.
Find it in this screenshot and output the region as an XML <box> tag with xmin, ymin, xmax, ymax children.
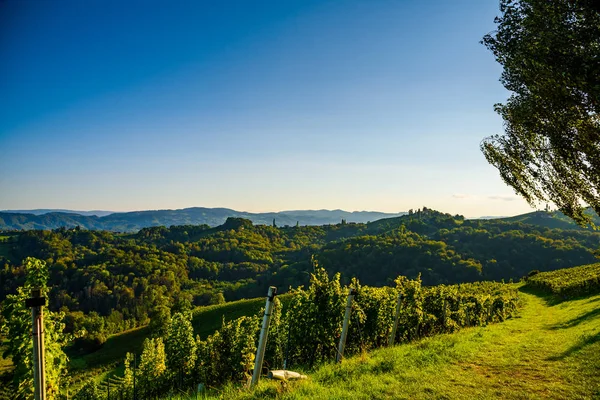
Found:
<box><xmin>73</xmin><ymin>294</ymin><xmax>292</xmax><ymax>368</ymax></box>
<box><xmin>180</xmin><ymin>287</ymin><xmax>600</xmax><ymax>399</ymax></box>
<box><xmin>67</xmin><ymin>294</ymin><xmax>291</xmax><ymax>391</ymax></box>
<box><xmin>192</xmin><ymin>294</ymin><xmax>291</xmax><ymax>340</ymax></box>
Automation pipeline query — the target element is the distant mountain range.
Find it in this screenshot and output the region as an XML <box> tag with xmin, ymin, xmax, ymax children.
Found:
<box><xmin>0</xmin><ymin>207</ymin><xmax>406</xmax><ymax>232</ymax></box>
<box><xmin>1</xmin><ymin>207</ymin><xmax>596</xmax><ymax>233</ymax></box>
<box><xmin>1</xmin><ymin>209</ymin><xmax>116</xmax><ymax>217</ymax></box>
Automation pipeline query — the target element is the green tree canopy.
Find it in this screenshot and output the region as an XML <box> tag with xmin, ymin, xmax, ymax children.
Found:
<box><xmin>164</xmin><ymin>312</ymin><xmax>197</xmax><ymax>379</ymax></box>
<box><xmin>138</xmin><ymin>337</ymin><xmax>167</xmax><ymax>396</ymax></box>
<box><xmin>481</xmin><ymin>0</ymin><xmax>600</xmax><ymax>225</ymax></box>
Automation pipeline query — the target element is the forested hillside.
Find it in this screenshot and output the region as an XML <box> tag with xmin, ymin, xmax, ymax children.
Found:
<box><xmin>0</xmin><ymin>208</ymin><xmax>598</xmax><ymax>353</ymax></box>
<box><xmin>0</xmin><ymin>208</ymin><xmax>405</xmax><ymax>232</ymax></box>
<box><xmin>498</xmin><ymin>209</ymin><xmax>600</xmax><ymax>231</ymax></box>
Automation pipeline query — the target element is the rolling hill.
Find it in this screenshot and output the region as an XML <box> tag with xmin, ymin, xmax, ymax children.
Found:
<box><xmin>0</xmin><ymin>207</ymin><xmax>406</xmax><ymax>232</ymax></box>
<box><xmin>497</xmin><ymin>209</ymin><xmax>600</xmax><ymax>230</ymax></box>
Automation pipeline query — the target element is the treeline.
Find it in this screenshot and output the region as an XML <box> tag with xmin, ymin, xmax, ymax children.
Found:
<box><xmin>71</xmin><ymin>262</ymin><xmax>520</xmax><ymax>399</ymax></box>
<box><xmin>0</xmin><ymin>209</ymin><xmax>598</xmax><ymax>350</ymax></box>
<box><xmin>0</xmin><ymin>208</ymin><xmax>405</xmax><ymax>232</ymax></box>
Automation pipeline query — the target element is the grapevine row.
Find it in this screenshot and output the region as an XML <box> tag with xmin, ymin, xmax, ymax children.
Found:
<box><xmin>526</xmin><ymin>263</ymin><xmax>600</xmax><ymax>298</ymax></box>
<box><xmin>73</xmin><ymin>265</ymin><xmax>520</xmax><ymax>399</ymax></box>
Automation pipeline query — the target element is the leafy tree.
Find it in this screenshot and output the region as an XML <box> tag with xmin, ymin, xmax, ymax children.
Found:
<box><xmin>0</xmin><ymin>258</ymin><xmax>68</xmax><ymax>399</ymax></box>
<box><xmin>149</xmin><ymin>304</ymin><xmax>171</xmax><ymax>338</ymax></box>
<box><xmin>73</xmin><ymin>379</ymin><xmax>103</xmax><ymax>400</ymax></box>
<box><xmin>138</xmin><ymin>337</ymin><xmax>167</xmax><ymax>397</ymax></box>
<box><xmin>209</xmin><ymin>292</ymin><xmax>226</xmax><ymax>305</ymax></box>
<box><xmin>481</xmin><ymin>0</ymin><xmax>600</xmax><ymax>225</ymax></box>
<box><xmin>121</xmin><ymin>352</ymin><xmax>134</xmax><ymax>399</ymax></box>
<box><xmin>164</xmin><ymin>312</ymin><xmax>197</xmax><ymax>386</ymax></box>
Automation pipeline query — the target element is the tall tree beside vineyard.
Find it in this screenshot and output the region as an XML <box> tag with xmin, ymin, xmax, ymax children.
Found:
<box><xmin>138</xmin><ymin>337</ymin><xmax>167</xmax><ymax>397</ymax></box>
<box><xmin>0</xmin><ymin>258</ymin><xmax>68</xmax><ymax>399</ymax></box>
<box><xmin>164</xmin><ymin>312</ymin><xmax>197</xmax><ymax>386</ymax></box>
<box><xmin>73</xmin><ymin>380</ymin><xmax>102</xmax><ymax>400</ymax></box>
<box><xmin>481</xmin><ymin>0</ymin><xmax>600</xmax><ymax>225</ymax></box>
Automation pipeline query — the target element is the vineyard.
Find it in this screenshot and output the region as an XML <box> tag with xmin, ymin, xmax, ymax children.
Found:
<box><xmin>65</xmin><ymin>263</ymin><xmax>520</xmax><ymax>399</ymax></box>
<box><xmin>231</xmin><ymin>288</ymin><xmax>600</xmax><ymax>400</ymax></box>
<box><xmin>526</xmin><ymin>263</ymin><xmax>600</xmax><ymax>298</ymax></box>
<box><xmin>64</xmin><ymin>295</ymin><xmax>293</xmax><ymax>395</ymax></box>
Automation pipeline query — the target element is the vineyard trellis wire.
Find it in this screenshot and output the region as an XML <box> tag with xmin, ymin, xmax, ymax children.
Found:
<box><xmin>72</xmin><ymin>265</ymin><xmax>520</xmax><ymax>399</ymax></box>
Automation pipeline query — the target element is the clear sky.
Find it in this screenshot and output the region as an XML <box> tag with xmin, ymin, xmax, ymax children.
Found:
<box><xmin>0</xmin><ymin>0</ymin><xmax>535</xmax><ymax>218</ymax></box>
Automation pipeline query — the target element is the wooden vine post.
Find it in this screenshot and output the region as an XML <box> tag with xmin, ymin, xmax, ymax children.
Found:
<box><xmin>251</xmin><ymin>286</ymin><xmax>277</xmax><ymax>387</ymax></box>
<box><xmin>26</xmin><ymin>288</ymin><xmax>47</xmax><ymax>400</ymax></box>
<box><xmin>389</xmin><ymin>292</ymin><xmax>403</xmax><ymax>346</ymax></box>
<box><xmin>336</xmin><ymin>288</ymin><xmax>357</xmax><ymax>363</ymax></box>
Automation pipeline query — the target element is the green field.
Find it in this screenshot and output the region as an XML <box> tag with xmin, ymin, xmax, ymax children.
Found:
<box><xmin>180</xmin><ymin>286</ymin><xmax>600</xmax><ymax>399</ymax></box>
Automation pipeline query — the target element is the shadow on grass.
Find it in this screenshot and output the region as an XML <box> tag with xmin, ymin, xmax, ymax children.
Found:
<box><xmin>546</xmin><ymin>332</ymin><xmax>600</xmax><ymax>361</ymax></box>
<box><xmin>68</xmin><ymin>326</ymin><xmax>149</xmax><ymax>371</ymax></box>
<box><xmin>547</xmin><ymin>308</ymin><xmax>600</xmax><ymax>331</ymax></box>
<box><xmin>584</xmin><ymin>296</ymin><xmax>600</xmax><ymax>305</ymax></box>
<box><xmin>518</xmin><ymin>285</ymin><xmax>599</xmax><ymax>306</ymax></box>
<box><xmin>517</xmin><ymin>285</ymin><xmax>561</xmax><ymax>305</ymax></box>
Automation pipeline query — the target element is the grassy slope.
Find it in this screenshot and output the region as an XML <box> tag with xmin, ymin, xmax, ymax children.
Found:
<box><xmin>200</xmin><ymin>288</ymin><xmax>600</xmax><ymax>400</ymax></box>
<box><xmin>498</xmin><ymin>209</ymin><xmax>600</xmax><ymax>231</ymax></box>
<box><xmin>66</xmin><ymin>294</ymin><xmax>292</xmax><ymax>390</ymax></box>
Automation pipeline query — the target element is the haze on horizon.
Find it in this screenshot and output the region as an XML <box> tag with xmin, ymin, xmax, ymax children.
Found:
<box><xmin>0</xmin><ymin>0</ymin><xmax>535</xmax><ymax>217</ymax></box>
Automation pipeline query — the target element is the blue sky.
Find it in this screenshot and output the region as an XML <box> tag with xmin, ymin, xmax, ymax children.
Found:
<box><xmin>0</xmin><ymin>0</ymin><xmax>534</xmax><ymax>217</ymax></box>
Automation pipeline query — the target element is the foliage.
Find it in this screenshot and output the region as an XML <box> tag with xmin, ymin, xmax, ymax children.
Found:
<box><xmin>164</xmin><ymin>312</ymin><xmax>197</xmax><ymax>387</ymax></box>
<box><xmin>73</xmin><ymin>379</ymin><xmax>103</xmax><ymax>400</ymax></box>
<box><xmin>0</xmin><ymin>257</ymin><xmax>68</xmax><ymax>399</ymax></box>
<box><xmin>526</xmin><ymin>262</ymin><xmax>600</xmax><ymax>297</ymax></box>
<box><xmin>1</xmin><ymin>209</ymin><xmax>597</xmax><ymax>348</ymax></box>
<box><xmin>195</xmin><ymin>315</ymin><xmax>260</xmax><ymax>386</ymax></box>
<box><xmin>121</xmin><ymin>352</ymin><xmax>134</xmax><ymax>398</ymax></box>
<box><xmin>138</xmin><ymin>337</ymin><xmax>167</xmax><ymax>397</ymax></box>
<box><xmin>263</xmin><ymin>297</ymin><xmax>284</xmax><ymax>370</ymax></box>
<box><xmin>149</xmin><ymin>304</ymin><xmax>171</xmax><ymax>337</ymax></box>
<box><xmin>346</xmin><ymin>283</ymin><xmax>396</xmax><ymax>353</ymax></box>
<box><xmin>394</xmin><ymin>275</ymin><xmax>424</xmax><ymax>342</ymax></box>
<box><xmin>216</xmin><ymin>291</ymin><xmax>600</xmax><ymax>400</ymax></box>
<box><xmin>283</xmin><ymin>262</ymin><xmax>345</xmax><ymax>367</ymax></box>
<box><xmin>481</xmin><ymin>0</ymin><xmax>600</xmax><ymax>226</ymax></box>
<box><xmin>103</xmin><ymin>267</ymin><xmax>520</xmax><ymax>399</ymax></box>
<box><xmin>1</xmin><ymin>209</ymin><xmax>598</xmax><ymax>395</ymax></box>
